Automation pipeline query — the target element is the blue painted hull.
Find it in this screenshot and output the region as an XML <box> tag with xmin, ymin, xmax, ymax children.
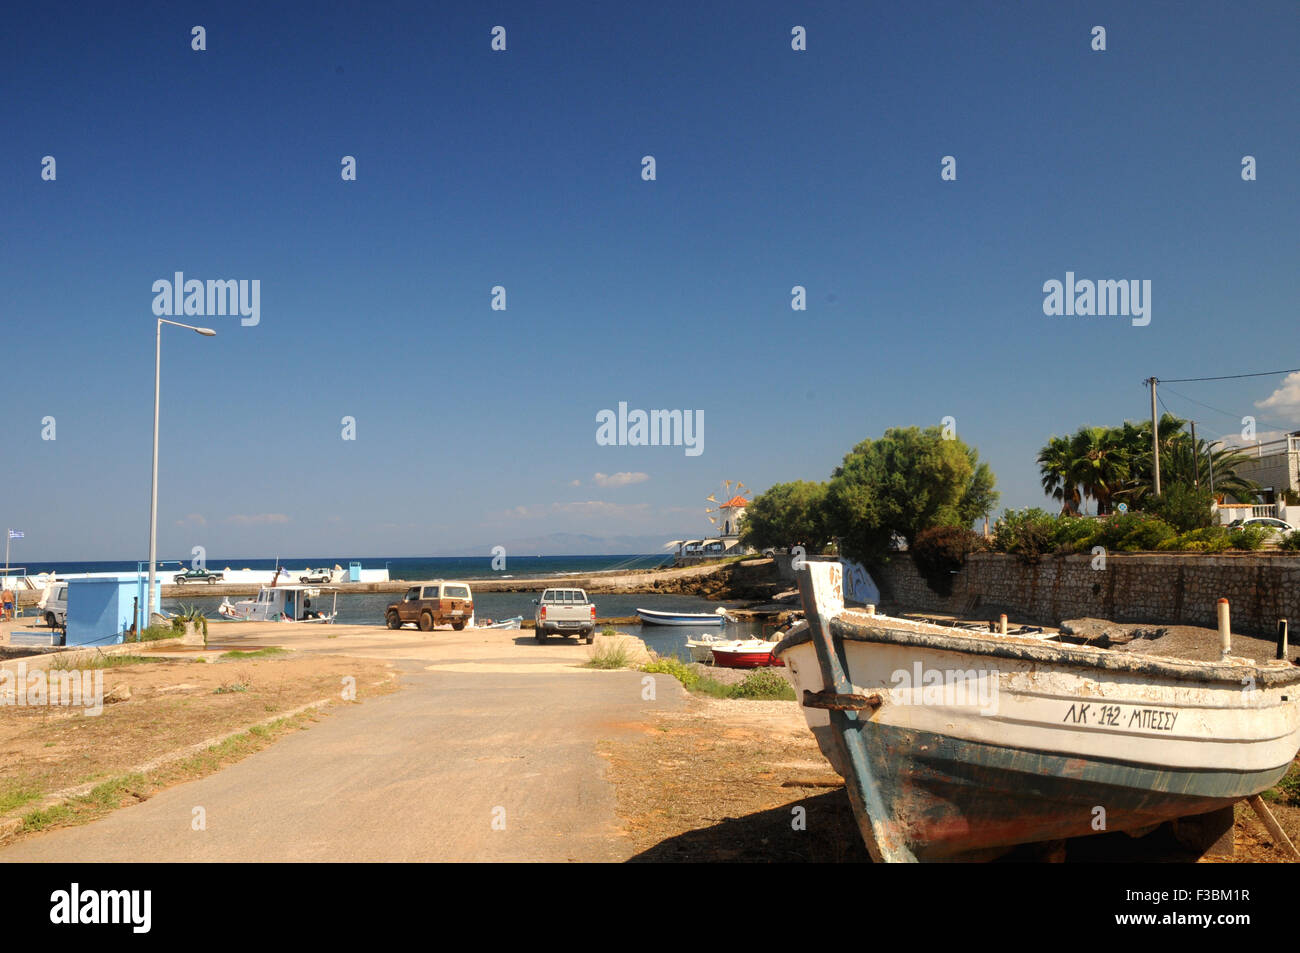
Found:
<box><xmin>808</xmin><ymin>720</ymin><xmax>1288</xmax><ymax>859</ymax></box>
<box><xmin>636</xmin><ymin>608</ymin><xmax>724</xmax><ymax>626</ymax></box>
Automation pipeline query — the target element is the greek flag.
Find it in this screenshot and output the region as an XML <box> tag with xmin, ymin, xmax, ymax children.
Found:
<box><xmin>7</xmin><ymin>530</ymin><xmax>23</xmax><ymax>539</ymax></box>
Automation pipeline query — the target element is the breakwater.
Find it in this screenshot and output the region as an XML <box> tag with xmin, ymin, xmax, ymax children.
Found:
<box><xmin>150</xmin><ymin>557</ymin><xmax>783</xmax><ymax>600</ymax></box>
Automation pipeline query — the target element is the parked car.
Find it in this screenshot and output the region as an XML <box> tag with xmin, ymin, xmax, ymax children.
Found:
<box><xmin>40</xmin><ymin>583</ymin><xmax>68</xmax><ymax>628</ymax></box>
<box><xmin>533</xmin><ymin>588</ymin><xmax>597</xmax><ymax>643</ymax></box>
<box><xmin>299</xmin><ymin>567</ymin><xmax>333</xmax><ymax>584</ymax></box>
<box><xmin>173</xmin><ymin>567</ymin><xmax>224</xmax><ymax>584</ymax></box>
<box><xmin>1227</xmin><ymin>517</ymin><xmax>1296</xmax><ymax>535</ymax></box>
<box><xmin>385</xmin><ymin>581</ymin><xmax>474</xmax><ymax>631</ymax></box>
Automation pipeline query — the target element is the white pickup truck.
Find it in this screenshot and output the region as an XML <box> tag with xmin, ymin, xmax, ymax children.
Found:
<box><xmin>533</xmin><ymin>588</ymin><xmax>597</xmax><ymax>643</ymax></box>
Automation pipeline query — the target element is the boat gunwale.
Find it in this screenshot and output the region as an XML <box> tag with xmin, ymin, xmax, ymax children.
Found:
<box><xmin>772</xmin><ymin>614</ymin><xmax>1300</xmax><ymax>689</ymax></box>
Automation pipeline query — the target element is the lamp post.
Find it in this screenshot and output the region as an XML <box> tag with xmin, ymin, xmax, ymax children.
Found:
<box><xmin>148</xmin><ymin>319</ymin><xmax>216</xmax><ymax>620</ymax></box>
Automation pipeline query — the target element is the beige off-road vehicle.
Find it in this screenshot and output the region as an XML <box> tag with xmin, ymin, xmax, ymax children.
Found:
<box><xmin>386</xmin><ymin>581</ymin><xmax>474</xmax><ymax>631</ymax></box>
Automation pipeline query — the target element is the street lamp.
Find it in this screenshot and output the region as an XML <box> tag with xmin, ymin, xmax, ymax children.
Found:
<box><xmin>148</xmin><ymin>318</ymin><xmax>216</xmax><ymax>620</ymax></box>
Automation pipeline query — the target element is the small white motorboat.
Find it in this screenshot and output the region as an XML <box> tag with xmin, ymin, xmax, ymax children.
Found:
<box><xmin>685</xmin><ymin>633</ymin><xmax>728</xmax><ymax>662</ymax></box>
<box><xmin>637</xmin><ymin>607</ymin><xmax>730</xmax><ymax>626</ymax></box>
<box><xmin>479</xmin><ymin>616</ymin><xmax>523</xmax><ymax>630</ymax></box>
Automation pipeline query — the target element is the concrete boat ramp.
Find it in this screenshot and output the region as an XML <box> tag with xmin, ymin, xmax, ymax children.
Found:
<box><xmin>0</xmin><ymin>624</ymin><xmax>684</xmax><ymax>862</ymax></box>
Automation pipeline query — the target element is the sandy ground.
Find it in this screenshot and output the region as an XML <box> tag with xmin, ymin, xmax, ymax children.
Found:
<box><xmin>0</xmin><ymin>625</ymin><xmax>682</xmax><ymax>861</ymax></box>
<box><xmin>4</xmin><ymin>614</ymin><xmax>1298</xmax><ymax>862</ymax></box>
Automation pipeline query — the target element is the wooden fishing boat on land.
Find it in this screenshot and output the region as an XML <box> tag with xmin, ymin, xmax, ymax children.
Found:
<box><xmin>773</xmin><ymin>561</ymin><xmax>1300</xmax><ymax>862</ymax></box>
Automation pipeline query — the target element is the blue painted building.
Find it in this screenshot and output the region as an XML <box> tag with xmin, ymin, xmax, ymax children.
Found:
<box><xmin>66</xmin><ymin>575</ymin><xmax>161</xmax><ymax>647</ymax></box>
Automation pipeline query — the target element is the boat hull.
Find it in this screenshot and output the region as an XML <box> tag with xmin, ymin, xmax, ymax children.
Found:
<box><xmin>636</xmin><ymin>609</ymin><xmax>725</xmax><ymax>626</ymax></box>
<box><xmin>711</xmin><ymin>647</ymin><xmax>784</xmax><ymax>669</ymax></box>
<box><xmin>797</xmin><ymin>703</ymin><xmax>1285</xmax><ymax>858</ymax></box>
<box><xmin>776</xmin><ymin>609</ymin><xmax>1300</xmax><ymax>860</ymax></box>
<box><xmin>687</xmin><ymin>644</ymin><xmax>716</xmax><ymax>663</ymax></box>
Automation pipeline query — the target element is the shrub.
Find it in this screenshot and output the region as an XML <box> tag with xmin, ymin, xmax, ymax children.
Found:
<box><xmin>1050</xmin><ymin>516</ymin><xmax>1097</xmax><ymax>552</ymax></box>
<box><xmin>1091</xmin><ymin>512</ymin><xmax>1176</xmax><ymax>552</ymax></box>
<box><xmin>992</xmin><ymin>508</ymin><xmax>1057</xmax><ymax>560</ymax></box>
<box><xmin>129</xmin><ymin>624</ymin><xmax>178</xmax><ymax>642</ymax></box>
<box><xmin>1269</xmin><ymin>763</ymin><xmax>1300</xmax><ymax>806</ymax></box>
<box><xmin>641</xmin><ymin>655</ymin><xmax>700</xmax><ymax>689</ymax></box>
<box><xmin>1148</xmin><ymin>484</ymin><xmax>1216</xmax><ymax>533</ymax></box>
<box><xmin>911</xmin><ymin>526</ymin><xmax>985</xmax><ymax>594</ymax></box>
<box><xmin>1280</xmin><ymin>531</ymin><xmax>1300</xmax><ymax>552</ymax></box>
<box><xmin>730</xmin><ymin>668</ymin><xmax>796</xmax><ymax>700</ymax></box>
<box><xmin>1227</xmin><ymin>524</ymin><xmax>1269</xmax><ymax>551</ymax></box>
<box><xmin>585</xmin><ymin>640</ymin><xmax>632</xmax><ymax>669</ymax></box>
<box><xmin>641</xmin><ymin>656</ymin><xmax>794</xmax><ymax>699</ymax></box>
<box><xmin>1116</xmin><ymin>519</ymin><xmax>1176</xmax><ymax>552</ymax></box>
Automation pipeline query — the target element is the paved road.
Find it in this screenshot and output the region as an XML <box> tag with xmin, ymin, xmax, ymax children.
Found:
<box><xmin>0</xmin><ymin>630</ymin><xmax>684</xmax><ymax>862</ymax></box>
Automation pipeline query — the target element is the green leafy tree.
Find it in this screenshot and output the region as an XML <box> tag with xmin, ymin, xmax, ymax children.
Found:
<box><xmin>825</xmin><ymin>427</ymin><xmax>999</xmax><ymax>563</ymax></box>
<box><xmin>739</xmin><ymin>480</ymin><xmax>829</xmax><ymax>551</ymax></box>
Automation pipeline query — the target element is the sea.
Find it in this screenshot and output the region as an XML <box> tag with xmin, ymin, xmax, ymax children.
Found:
<box><xmin>18</xmin><ymin>554</ymin><xmax>769</xmax><ymax>662</ymax></box>
<box><xmin>19</xmin><ymin>553</ymin><xmax>675</xmax><ymax>580</ymax></box>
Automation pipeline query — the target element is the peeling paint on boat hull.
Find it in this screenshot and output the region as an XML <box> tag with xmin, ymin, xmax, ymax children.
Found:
<box><xmin>805</xmin><ymin>720</ymin><xmax>1288</xmax><ymax>859</ymax></box>
<box><xmin>775</xmin><ymin>562</ymin><xmax>1300</xmax><ymax>860</ymax></box>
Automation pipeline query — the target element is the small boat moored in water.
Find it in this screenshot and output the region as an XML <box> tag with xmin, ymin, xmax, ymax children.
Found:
<box><xmin>478</xmin><ymin>616</ymin><xmax>523</xmax><ymax>629</ymax></box>
<box><xmin>636</xmin><ymin>607</ymin><xmax>730</xmax><ymax>626</ymax></box>
<box><xmin>218</xmin><ymin>585</ymin><xmax>338</xmax><ymax>623</ymax></box>
<box><xmin>774</xmin><ymin>560</ymin><xmax>1300</xmax><ymax>862</ymax></box>
<box><xmin>685</xmin><ymin>632</ymin><xmax>727</xmax><ymax>662</ymax></box>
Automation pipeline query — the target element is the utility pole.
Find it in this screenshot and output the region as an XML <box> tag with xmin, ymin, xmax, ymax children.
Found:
<box><xmin>1147</xmin><ymin>377</ymin><xmax>1161</xmax><ymax>497</ymax></box>
<box><xmin>1190</xmin><ymin>420</ymin><xmax>1199</xmax><ymax>489</ymax></box>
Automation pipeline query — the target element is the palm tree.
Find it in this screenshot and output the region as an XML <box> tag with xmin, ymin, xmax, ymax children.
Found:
<box><xmin>1040</xmin><ymin>414</ymin><xmax>1260</xmax><ymax>514</ymax></box>
<box><xmin>1037</xmin><ymin>435</ymin><xmax>1082</xmax><ymax>514</ymax></box>
<box><xmin>1110</xmin><ymin>413</ymin><xmax>1192</xmax><ymax>502</ymax></box>
<box><xmin>1147</xmin><ymin>434</ymin><xmax>1260</xmax><ymax>503</ymax></box>
<box><xmin>1068</xmin><ymin>426</ymin><xmax>1130</xmax><ymax>514</ymax></box>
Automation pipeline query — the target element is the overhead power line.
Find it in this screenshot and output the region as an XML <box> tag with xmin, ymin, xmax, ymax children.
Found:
<box><xmin>1156</xmin><ymin>366</ymin><xmax>1300</xmax><ymax>384</ymax></box>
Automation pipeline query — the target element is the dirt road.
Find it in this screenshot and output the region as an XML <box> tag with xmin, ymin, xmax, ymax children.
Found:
<box><xmin>0</xmin><ymin>626</ymin><xmax>684</xmax><ymax>862</ymax></box>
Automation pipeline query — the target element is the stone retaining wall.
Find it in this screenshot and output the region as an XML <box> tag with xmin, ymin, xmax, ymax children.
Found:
<box><xmin>879</xmin><ymin>552</ymin><xmax>1300</xmax><ymax>635</ymax></box>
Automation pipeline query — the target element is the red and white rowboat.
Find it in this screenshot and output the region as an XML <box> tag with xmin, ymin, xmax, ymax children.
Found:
<box><xmin>710</xmin><ymin>639</ymin><xmax>785</xmax><ymax>669</ymax></box>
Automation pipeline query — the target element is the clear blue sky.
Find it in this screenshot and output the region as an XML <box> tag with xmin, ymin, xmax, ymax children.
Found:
<box><xmin>2</xmin><ymin>0</ymin><xmax>1297</xmax><ymax>561</ymax></box>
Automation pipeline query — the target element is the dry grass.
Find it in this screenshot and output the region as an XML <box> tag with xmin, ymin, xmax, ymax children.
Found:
<box><xmin>0</xmin><ymin>651</ymin><xmax>397</xmax><ymax>838</ymax></box>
